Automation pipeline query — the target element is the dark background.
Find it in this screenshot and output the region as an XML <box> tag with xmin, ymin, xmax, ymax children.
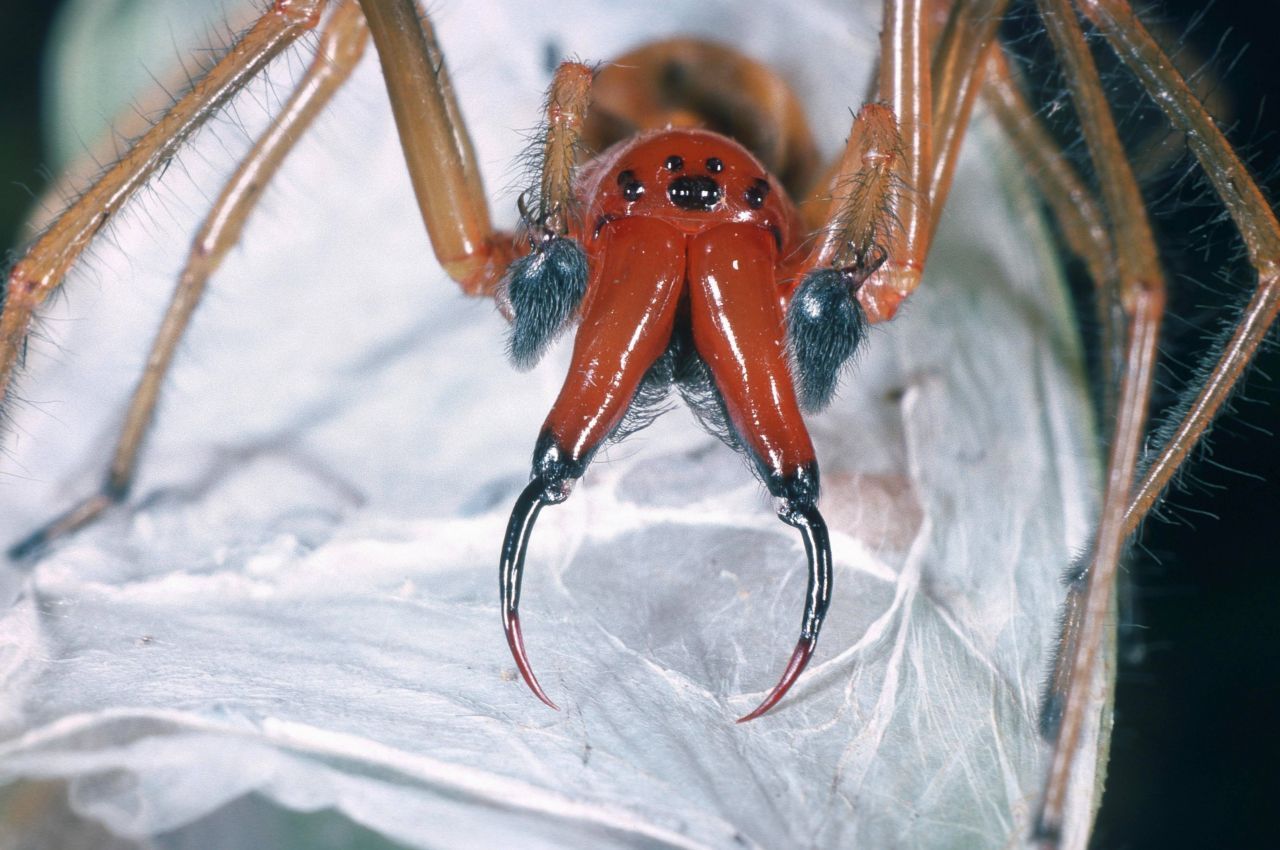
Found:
<box><xmin>1</xmin><ymin>2</ymin><xmax>1276</xmax><ymax>848</ymax></box>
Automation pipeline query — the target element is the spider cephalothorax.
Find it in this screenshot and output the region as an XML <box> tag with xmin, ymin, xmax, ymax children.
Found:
<box><xmin>499</xmin><ymin>127</ymin><xmax>864</xmax><ymax>721</ymax></box>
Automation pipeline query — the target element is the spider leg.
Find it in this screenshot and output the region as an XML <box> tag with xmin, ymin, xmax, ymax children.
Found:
<box><xmin>982</xmin><ymin>47</ymin><xmax>1126</xmax><ymax>421</ymax></box>
<box><xmin>7</xmin><ymin>2</ymin><xmax>370</xmax><ymax>561</ymax></box>
<box><xmin>357</xmin><ymin>0</ymin><xmax>519</xmax><ymax>296</ymax></box>
<box><xmin>855</xmin><ymin>0</ymin><xmax>934</xmax><ymax>322</ymax></box>
<box><xmin>1032</xmin><ymin>0</ymin><xmax>1170</xmax><ymax>843</ymax></box>
<box><xmin>500</xmin><ymin>218</ymin><xmax>685</xmax><ymax>709</ymax></box>
<box><xmin>686</xmin><ymin>223</ymin><xmax>832</xmax><ymax>721</ymax></box>
<box><xmin>505</xmin><ymin>61</ymin><xmax>594</xmax><ymax>368</ymax></box>
<box><xmin>927</xmin><ymin>0</ymin><xmax>1010</xmax><ymax>225</ymax></box>
<box><xmin>801</xmin><ymin>0</ymin><xmax>1008</xmax><ymax>321</ymax></box>
<box><xmin>1071</xmin><ymin>0</ymin><xmax>1280</xmax><ymax>537</ymax></box>
<box><xmin>0</xmin><ymin>0</ymin><xmax>327</xmax><ymax>417</ymax></box>
<box><xmin>790</xmin><ymin>0</ymin><xmax>1016</xmax><ymax>404</ymax></box>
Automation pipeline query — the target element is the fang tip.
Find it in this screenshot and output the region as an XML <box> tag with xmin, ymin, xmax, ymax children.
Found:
<box><xmin>500</xmin><ymin>478</ymin><xmax>560</xmax><ymax>710</ymax></box>
<box><xmin>736</xmin><ymin>636</ymin><xmax>816</xmax><ymax>723</ymax></box>
<box><xmin>504</xmin><ymin>610</ymin><xmax>559</xmax><ymax>710</ymax></box>
<box><xmin>736</xmin><ymin>499</ymin><xmax>832</xmax><ymax>722</ymax></box>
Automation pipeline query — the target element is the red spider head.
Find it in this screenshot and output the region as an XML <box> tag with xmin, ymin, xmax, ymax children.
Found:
<box><xmin>579</xmin><ymin>130</ymin><xmax>798</xmax><ymax>244</ymax></box>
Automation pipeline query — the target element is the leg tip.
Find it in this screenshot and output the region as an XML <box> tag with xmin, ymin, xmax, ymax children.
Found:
<box><xmin>6</xmin><ymin>491</ymin><xmax>119</xmax><ymax>562</ymax></box>
<box><xmin>7</xmin><ymin>529</ymin><xmax>49</xmax><ymax>562</ymax></box>
<box><xmin>1031</xmin><ymin>814</ymin><xmax>1062</xmax><ymax>847</ymax></box>
<box><xmin>1039</xmin><ymin>690</ymin><xmax>1066</xmax><ymax>740</ymax></box>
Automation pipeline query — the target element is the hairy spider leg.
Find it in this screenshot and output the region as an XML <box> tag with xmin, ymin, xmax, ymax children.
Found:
<box><xmin>7</xmin><ymin>1</ymin><xmax>370</xmax><ymax>560</ymax></box>
<box><xmin>1030</xmin><ymin>0</ymin><xmax>1168</xmax><ymax>840</ymax></box>
<box><xmin>358</xmin><ymin>0</ymin><xmax>516</xmax><ymax>295</ymax></box>
<box><xmin>0</xmin><ymin>0</ymin><xmax>327</xmax><ymax>417</ymax></box>
<box><xmin>1033</xmin><ymin>0</ymin><xmax>1280</xmax><ymax>841</ymax></box>
<box><xmin>1082</xmin><ymin>0</ymin><xmax>1280</xmax><ymax>541</ymax></box>
<box><xmin>856</xmin><ymin>0</ymin><xmax>933</xmax><ymax>323</ymax></box>
<box><xmin>927</xmin><ymin>0</ymin><xmax>1010</xmax><ymax>225</ymax></box>
<box><xmin>982</xmin><ymin>48</ymin><xmax>1124</xmax><ymax>423</ymax></box>
<box><xmin>500</xmin><ymin>217</ymin><xmax>686</xmax><ymax>710</ymax></box>
<box><xmin>7</xmin><ymin>0</ymin><xmax>549</xmax><ymax>557</ymax></box>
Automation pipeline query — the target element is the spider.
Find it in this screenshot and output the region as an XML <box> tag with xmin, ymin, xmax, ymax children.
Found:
<box><xmin>0</xmin><ymin>0</ymin><xmax>1276</xmax><ymax>847</ymax></box>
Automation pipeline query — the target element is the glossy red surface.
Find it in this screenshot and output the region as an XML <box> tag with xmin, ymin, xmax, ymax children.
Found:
<box><xmin>576</xmin><ymin>129</ymin><xmax>799</xmax><ymax>244</ymax></box>
<box><xmin>543</xmin><ymin>216</ymin><xmax>685</xmax><ymax>460</ymax></box>
<box><xmin>541</xmin><ymin>129</ymin><xmax>814</xmax><ymax>479</ymax></box>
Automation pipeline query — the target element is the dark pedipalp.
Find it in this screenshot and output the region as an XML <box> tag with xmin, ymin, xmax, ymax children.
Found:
<box><xmin>786</xmin><ymin>268</ymin><xmax>869</xmax><ymax>412</ymax></box>
<box><xmin>505</xmin><ymin>237</ymin><xmax>588</xmax><ymax>370</ymax></box>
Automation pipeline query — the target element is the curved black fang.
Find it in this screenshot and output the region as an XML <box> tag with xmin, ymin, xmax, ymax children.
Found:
<box><xmin>737</xmin><ymin>503</ymin><xmax>833</xmax><ymax>722</ymax></box>
<box><xmin>668</xmin><ymin>175</ymin><xmax>722</xmax><ymax>211</ymax></box>
<box><xmin>499</xmin><ymin>478</ymin><xmax>559</xmax><ymax>710</ymax></box>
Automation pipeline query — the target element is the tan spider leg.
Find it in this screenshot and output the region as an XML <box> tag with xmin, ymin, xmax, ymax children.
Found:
<box><xmin>1033</xmin><ymin>0</ymin><xmax>1169</xmax><ymax>842</ymax></box>
<box><xmin>927</xmin><ymin>0</ymin><xmax>1009</xmax><ymax>226</ymax></box>
<box><xmin>980</xmin><ymin>53</ymin><xmax>1146</xmax><ymax>829</ymax></box>
<box><xmin>1067</xmin><ymin>0</ymin><xmax>1280</xmax><ymax>538</ymax></box>
<box><xmin>531</xmin><ymin>63</ymin><xmax>594</xmax><ymax>237</ymax></box>
<box><xmin>356</xmin><ymin>0</ymin><xmax>514</xmax><ymax>297</ymax></box>
<box><xmin>857</xmin><ymin>0</ymin><xmax>933</xmax><ymax>322</ymax></box>
<box><xmin>982</xmin><ymin>49</ymin><xmax>1115</xmax><ymax>308</ymax></box>
<box><xmin>0</xmin><ymin>0</ymin><xmax>326</xmax><ymax>413</ymax></box>
<box><xmin>6</xmin><ymin>2</ymin><xmax>370</xmax><ymax>560</ymax></box>
<box><xmin>795</xmin><ymin>105</ymin><xmax>901</xmax><ymax>277</ymax></box>
<box><xmin>982</xmin><ymin>48</ymin><xmax>1125</xmax><ymax>417</ymax></box>
<box><xmin>799</xmin><ymin>0</ymin><xmax>1004</xmax><ymax>272</ymax></box>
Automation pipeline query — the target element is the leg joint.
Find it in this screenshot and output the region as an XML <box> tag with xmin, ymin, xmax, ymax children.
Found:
<box><xmin>274</xmin><ymin>0</ymin><xmax>325</xmax><ymax>28</ymax></box>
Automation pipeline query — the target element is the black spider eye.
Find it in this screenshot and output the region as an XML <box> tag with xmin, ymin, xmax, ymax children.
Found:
<box><xmin>705</xmin><ymin>157</ymin><xmax>723</xmax><ymax>173</ymax></box>
<box><xmin>618</xmin><ymin>169</ymin><xmax>645</xmax><ymax>201</ymax></box>
<box><xmin>745</xmin><ymin>178</ymin><xmax>770</xmax><ymax>209</ymax></box>
<box><xmin>664</xmin><ymin>155</ymin><xmax>684</xmax><ymax>172</ymax></box>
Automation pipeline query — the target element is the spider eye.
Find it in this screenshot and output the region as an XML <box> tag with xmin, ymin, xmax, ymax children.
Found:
<box><xmin>745</xmin><ymin>178</ymin><xmax>770</xmax><ymax>209</ymax></box>
<box><xmin>667</xmin><ymin>175</ymin><xmax>721</xmax><ymax>211</ymax></box>
<box><xmin>705</xmin><ymin>157</ymin><xmax>723</xmax><ymax>173</ymax></box>
<box><xmin>617</xmin><ymin>169</ymin><xmax>645</xmax><ymax>201</ymax></box>
<box><xmin>664</xmin><ymin>155</ymin><xmax>684</xmax><ymax>172</ymax></box>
